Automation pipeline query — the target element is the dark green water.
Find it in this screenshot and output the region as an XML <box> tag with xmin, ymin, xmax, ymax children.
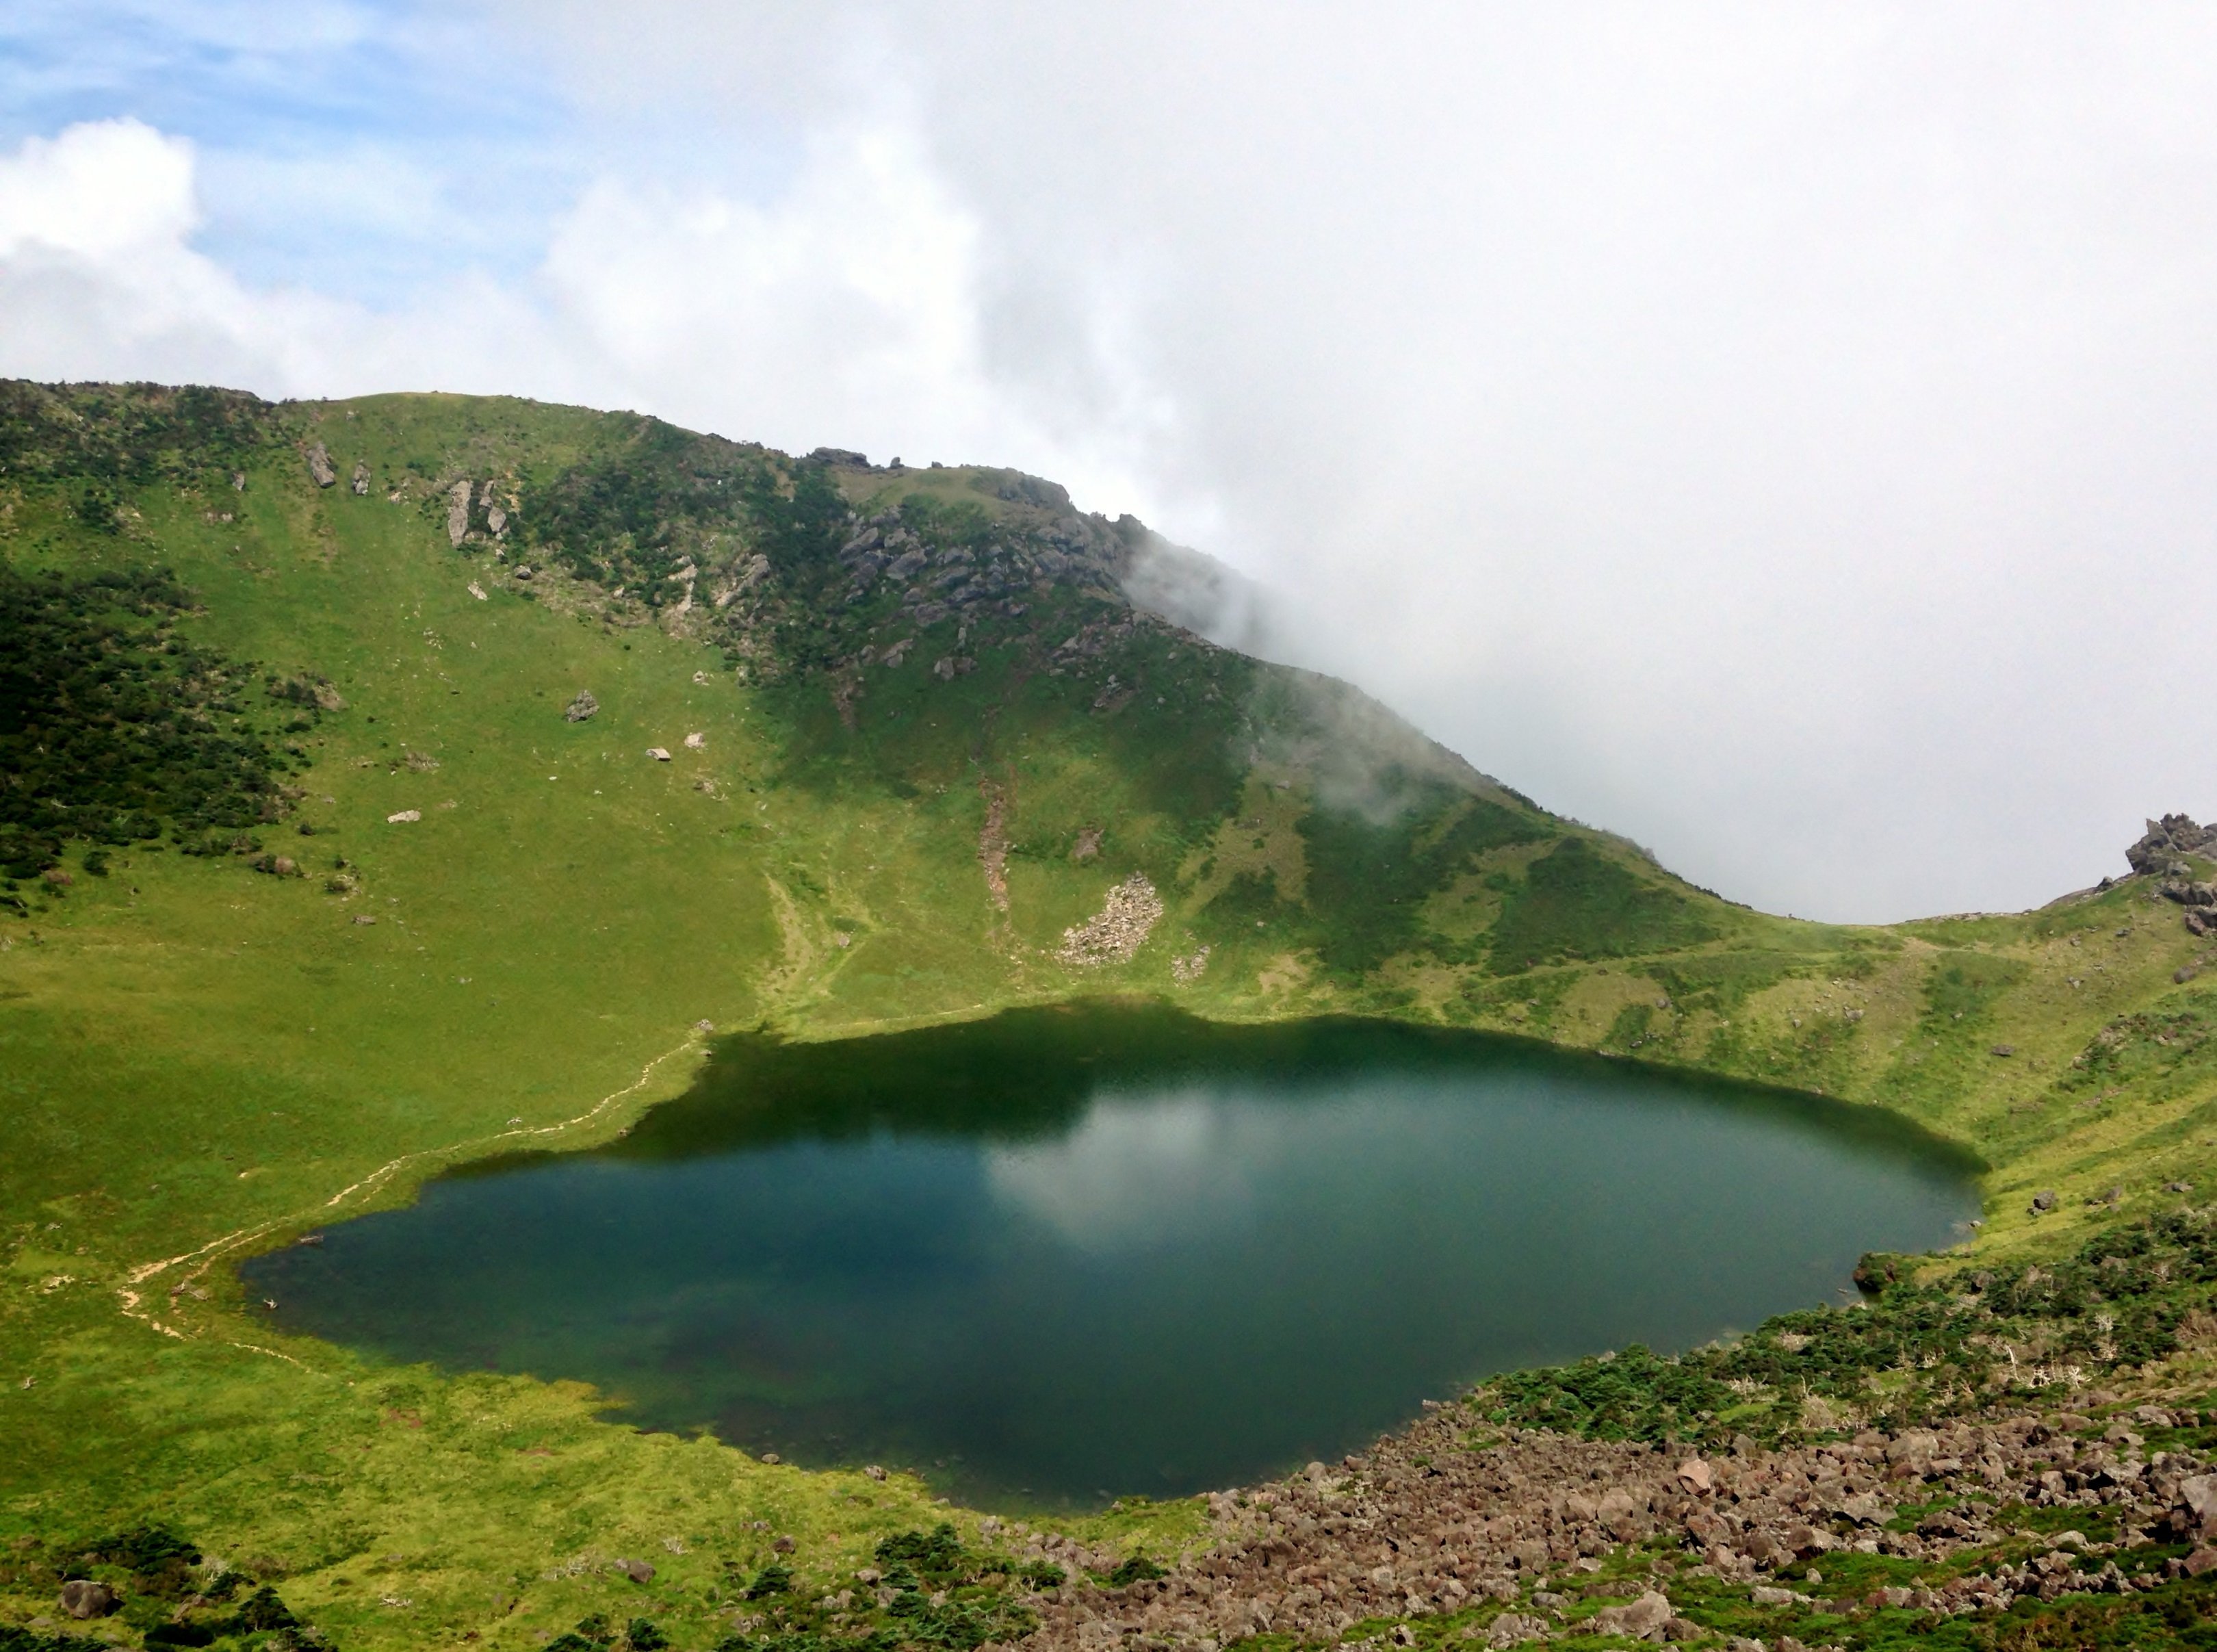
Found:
<box><xmin>246</xmin><ymin>1006</ymin><xmax>1980</xmax><ymax>1509</ymax></box>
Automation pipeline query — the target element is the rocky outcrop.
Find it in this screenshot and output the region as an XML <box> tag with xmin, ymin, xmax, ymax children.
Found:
<box><xmin>2125</xmin><ymin>815</ymin><xmax>2217</xmax><ymax>935</ymax></box>
<box><xmin>564</xmin><ymin>690</ymin><xmax>599</xmax><ymax>723</ymax></box>
<box><xmin>350</xmin><ymin>461</ymin><xmax>370</xmax><ymax>495</ymax></box>
<box><xmin>2127</xmin><ymin>814</ymin><xmax>2214</xmax><ymax>877</ymax></box>
<box><xmin>304</xmin><ymin>442</ymin><xmax>337</xmax><ymax>488</ymax></box>
<box><xmin>1054</xmin><ymin>874</ymin><xmax>1163</xmax><ymax>967</ymax></box>
<box><xmin>448</xmin><ymin>480</ymin><xmax>472</xmax><ymax>546</ymax></box>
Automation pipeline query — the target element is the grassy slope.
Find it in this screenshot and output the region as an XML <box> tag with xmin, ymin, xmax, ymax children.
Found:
<box><xmin>2</xmin><ymin>385</ymin><xmax>2212</xmax><ymax>1647</ymax></box>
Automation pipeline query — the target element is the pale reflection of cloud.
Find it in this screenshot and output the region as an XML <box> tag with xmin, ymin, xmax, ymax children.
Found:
<box><xmin>982</xmin><ymin>1086</ymin><xmax>1278</xmax><ymax>1253</ymax></box>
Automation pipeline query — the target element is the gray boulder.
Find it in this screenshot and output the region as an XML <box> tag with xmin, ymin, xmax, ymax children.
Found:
<box><xmin>448</xmin><ymin>480</ymin><xmax>471</xmax><ymax>546</ymax></box>
<box><xmin>60</xmin><ymin>1579</ymin><xmax>120</xmax><ymax>1618</ymax></box>
<box><xmin>304</xmin><ymin>442</ymin><xmax>337</xmax><ymax>488</ymax></box>
<box><xmin>2181</xmin><ymin>1472</ymin><xmax>2217</xmax><ymax>1538</ymax></box>
<box><xmin>1486</xmin><ymin>1612</ymin><xmax>1549</xmax><ymax>1649</ymax></box>
<box><xmin>564</xmin><ymin>690</ymin><xmax>599</xmax><ymax>723</ymax></box>
<box><xmin>1588</xmin><ymin>1591</ymin><xmax>1672</xmax><ymax>1640</ymax></box>
<box><xmin>350</xmin><ymin>461</ymin><xmax>370</xmax><ymax>495</ymax></box>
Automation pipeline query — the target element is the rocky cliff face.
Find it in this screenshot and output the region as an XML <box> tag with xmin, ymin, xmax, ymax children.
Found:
<box><xmin>2127</xmin><ymin>814</ymin><xmax>2217</xmax><ymax>937</ymax></box>
<box><xmin>2127</xmin><ymin>814</ymin><xmax>2216</xmax><ymax>878</ymax></box>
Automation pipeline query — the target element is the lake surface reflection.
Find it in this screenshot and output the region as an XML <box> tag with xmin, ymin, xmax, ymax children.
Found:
<box><xmin>246</xmin><ymin>1007</ymin><xmax>1980</xmax><ymax>1508</ymax></box>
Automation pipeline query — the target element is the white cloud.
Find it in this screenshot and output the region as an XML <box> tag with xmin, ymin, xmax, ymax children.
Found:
<box><xmin>0</xmin><ymin>118</ymin><xmax>195</xmax><ymax>259</ymax></box>
<box><xmin>0</xmin><ymin>114</ymin><xmax>1150</xmax><ymax>501</ymax></box>
<box><xmin>16</xmin><ymin>8</ymin><xmax>2217</xmax><ymax>919</ymax></box>
<box><xmin>538</xmin><ymin>125</ymin><xmax>1050</xmax><ymax>472</ymax></box>
<box><xmin>510</xmin><ymin>2</ymin><xmax>2217</xmax><ymax>920</ymax></box>
<box><xmin>0</xmin><ymin>118</ymin><xmax>345</xmax><ymax>387</ymax></box>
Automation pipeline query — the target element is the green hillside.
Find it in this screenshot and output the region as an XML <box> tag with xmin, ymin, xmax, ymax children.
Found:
<box><xmin>3</xmin><ymin>382</ymin><xmax>2215</xmax><ymax>1649</ymax></box>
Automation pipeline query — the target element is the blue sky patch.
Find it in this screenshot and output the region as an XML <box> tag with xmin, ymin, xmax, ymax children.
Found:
<box><xmin>0</xmin><ymin>0</ymin><xmax>793</xmax><ymax>304</ymax></box>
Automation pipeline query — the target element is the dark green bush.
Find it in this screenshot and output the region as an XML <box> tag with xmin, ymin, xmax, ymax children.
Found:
<box><xmin>0</xmin><ymin>565</ymin><xmax>298</xmax><ymax>878</ymax></box>
<box><xmin>744</xmin><ymin>1561</ymin><xmax>794</xmax><ymax>1599</ymax></box>
<box><xmin>1102</xmin><ymin>1556</ymin><xmax>1167</xmax><ymax>1587</ymax></box>
<box><xmin>873</xmin><ymin>1524</ymin><xmax>966</xmax><ymax>1580</ymax></box>
<box><xmin>234</xmin><ymin>1584</ymin><xmax>297</xmax><ymax>1631</ymax></box>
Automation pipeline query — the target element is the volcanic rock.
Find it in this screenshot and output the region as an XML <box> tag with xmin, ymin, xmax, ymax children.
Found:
<box><xmin>58</xmin><ymin>1580</ymin><xmax>119</xmax><ymax>1618</ymax></box>
<box><xmin>1589</xmin><ymin>1592</ymin><xmax>1672</xmax><ymax>1639</ymax></box>
<box><xmin>2127</xmin><ymin>814</ymin><xmax>2214</xmax><ymax>875</ymax></box>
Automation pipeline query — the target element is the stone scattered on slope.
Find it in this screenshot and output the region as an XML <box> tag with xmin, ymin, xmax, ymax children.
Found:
<box><xmin>647</xmin><ymin>747</ymin><xmax>672</xmax><ymax>762</ymax></box>
<box><xmin>564</xmin><ymin>691</ymin><xmax>599</xmax><ymax>723</ymax></box>
<box><xmin>448</xmin><ymin>479</ymin><xmax>471</xmax><ymax>546</ymax></box>
<box><xmin>350</xmin><ymin>461</ymin><xmax>370</xmax><ymax>495</ymax></box>
<box><xmin>304</xmin><ymin>442</ymin><xmax>337</xmax><ymax>488</ymax></box>
<box><xmin>1056</xmin><ymin>873</ymin><xmax>1164</xmax><ymax>967</ymax></box>
<box><xmin>1019</xmin><ymin>1395</ymin><xmax>2215</xmax><ymax>1651</ymax></box>
<box><xmin>1588</xmin><ymin>1590</ymin><xmax>1673</xmax><ymax>1639</ymax></box>
<box><xmin>1484</xmin><ymin>1611</ymin><xmax>1549</xmax><ymax>1646</ymax></box>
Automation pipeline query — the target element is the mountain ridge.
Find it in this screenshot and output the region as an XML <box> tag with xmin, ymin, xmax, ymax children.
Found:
<box><xmin>4</xmin><ymin>379</ymin><xmax>2216</xmax><ymax>1649</ymax></box>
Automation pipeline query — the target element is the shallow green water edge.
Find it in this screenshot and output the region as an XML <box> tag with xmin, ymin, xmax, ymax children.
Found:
<box><xmin>445</xmin><ymin>1001</ymin><xmax>1991</xmax><ymax>1182</ymax></box>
